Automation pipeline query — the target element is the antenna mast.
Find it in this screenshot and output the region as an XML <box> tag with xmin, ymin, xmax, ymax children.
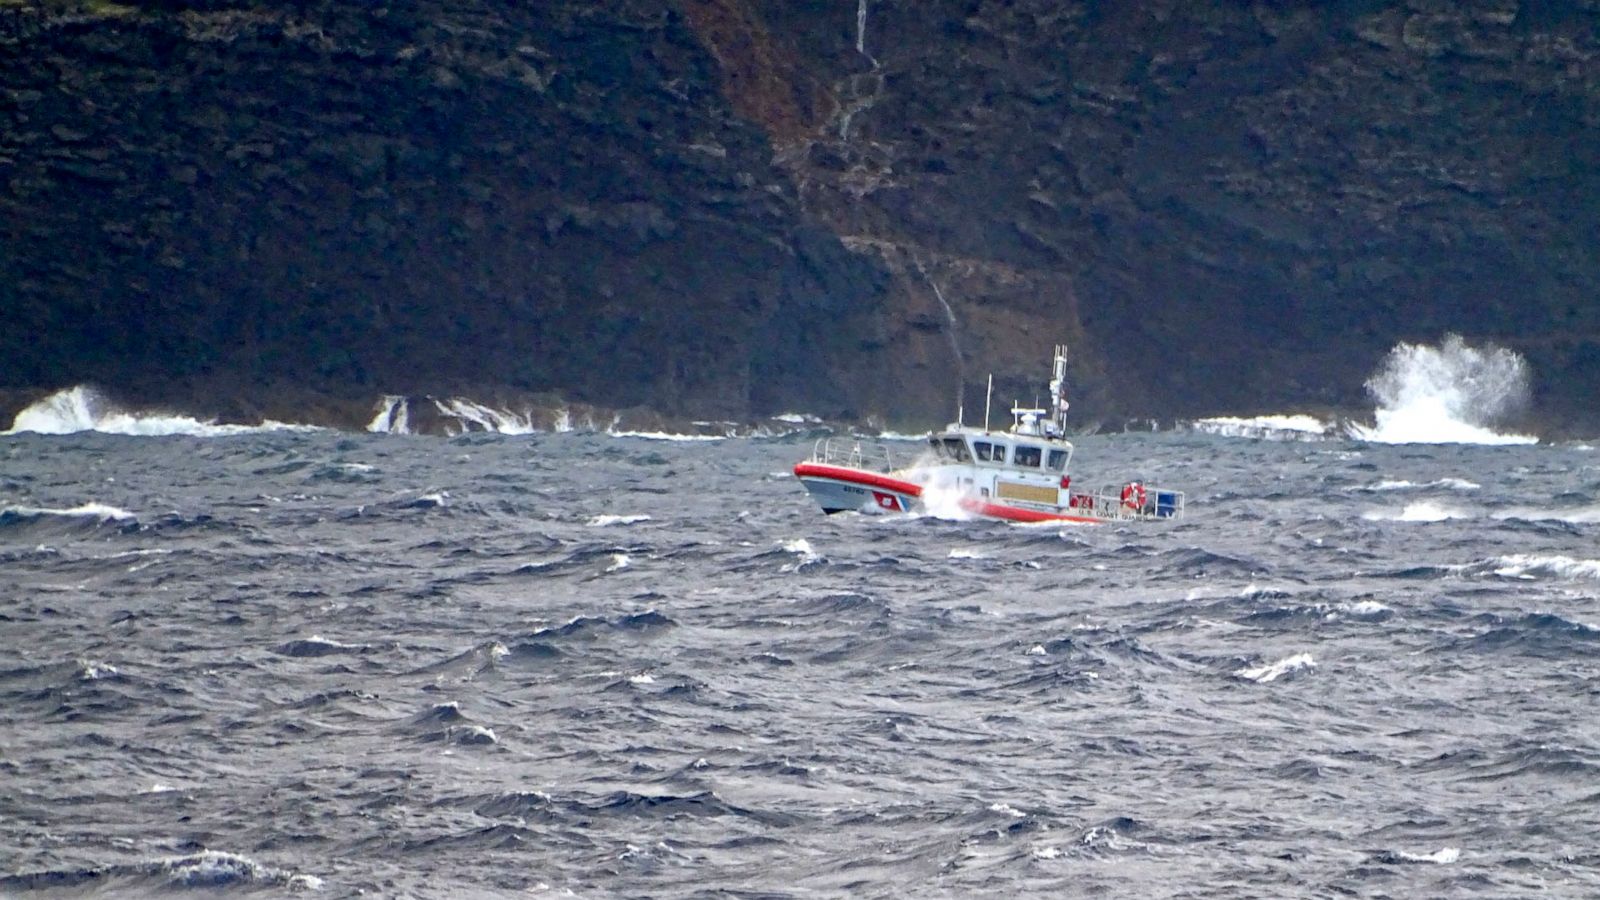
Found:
<box><xmin>1049</xmin><ymin>344</ymin><xmax>1070</xmax><ymax>434</ymax></box>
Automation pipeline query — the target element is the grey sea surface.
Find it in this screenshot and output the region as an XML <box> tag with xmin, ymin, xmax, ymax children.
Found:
<box><xmin>2</xmin><ymin>429</ymin><xmax>1598</xmax><ymax>897</ymax></box>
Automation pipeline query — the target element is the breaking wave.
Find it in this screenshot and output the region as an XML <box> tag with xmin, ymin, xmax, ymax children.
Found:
<box><xmin>6</xmin><ymin>386</ymin><xmax>316</xmax><ymax>437</ymax></box>
<box><xmin>1183</xmin><ymin>336</ymin><xmax>1542</xmax><ymax>445</ymax></box>
<box><xmin>1188</xmin><ymin>415</ymin><xmax>1331</xmax><ymax>441</ymax></box>
<box><xmin>1349</xmin><ymin>335</ymin><xmax>1536</xmax><ymax>445</ymax></box>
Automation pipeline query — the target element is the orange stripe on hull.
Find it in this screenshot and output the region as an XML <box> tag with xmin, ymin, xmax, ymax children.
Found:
<box><xmin>792</xmin><ymin>462</ymin><xmax>924</xmax><ymax>497</ymax></box>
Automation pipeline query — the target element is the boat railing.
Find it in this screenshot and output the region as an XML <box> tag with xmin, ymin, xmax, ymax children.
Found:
<box><xmin>810</xmin><ymin>437</ymin><xmax>896</xmax><ymax>473</ymax></box>
<box><xmin>1069</xmin><ymin>485</ymin><xmax>1185</xmax><ymax>520</ymax></box>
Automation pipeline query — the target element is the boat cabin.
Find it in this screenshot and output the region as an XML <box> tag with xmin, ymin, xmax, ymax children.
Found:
<box><xmin>926</xmin><ymin>432</ymin><xmax>1072</xmax><ymax>474</ymax></box>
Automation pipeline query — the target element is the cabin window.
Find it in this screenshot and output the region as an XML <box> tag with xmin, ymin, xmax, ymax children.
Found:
<box><xmin>941</xmin><ymin>438</ymin><xmax>971</xmax><ymax>462</ymax></box>
<box><xmin>974</xmin><ymin>441</ymin><xmax>997</xmax><ymax>462</ymax></box>
<box><xmin>1047</xmin><ymin>449</ymin><xmax>1069</xmax><ymax>472</ymax></box>
<box><xmin>1013</xmin><ymin>445</ymin><xmax>1042</xmax><ymax>468</ymax></box>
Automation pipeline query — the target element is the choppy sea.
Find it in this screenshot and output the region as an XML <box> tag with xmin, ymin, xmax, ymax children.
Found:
<box><xmin>3</xmin><ymin>425</ymin><xmax>1599</xmax><ymax>898</ymax></box>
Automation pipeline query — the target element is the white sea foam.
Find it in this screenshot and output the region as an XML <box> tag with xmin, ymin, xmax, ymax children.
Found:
<box><xmin>1347</xmin><ymin>335</ymin><xmax>1536</xmax><ymax>445</ymax></box>
<box><xmin>773</xmin><ymin>412</ymin><xmax>822</xmax><ymax>424</ymax></box>
<box><xmin>1396</xmin><ymin>847</ymin><xmax>1460</xmax><ymax>864</ymax></box>
<box><xmin>367</xmin><ymin>395</ymin><xmax>411</xmax><ymax>434</ymax></box>
<box><xmin>1</xmin><ymin>502</ymin><xmax>136</xmax><ymax>523</ymax></box>
<box><xmin>5</xmin><ymin>386</ymin><xmax>316</xmax><ymax>437</ymax></box>
<box><xmin>1362</xmin><ymin>501</ymin><xmax>1471</xmax><ymax>522</ymax></box>
<box><xmin>948</xmin><ymin>547</ymin><xmax>986</xmax><ymax>560</ymax></box>
<box><xmin>989</xmin><ymin>802</ymin><xmax>1026</xmax><ymax>818</ymax></box>
<box><xmin>916</xmin><ymin>471</ymin><xmax>977</xmax><ymax>521</ymax></box>
<box><xmin>608</xmin><ymin>430</ymin><xmax>726</xmax><ymax>442</ymax></box>
<box><xmin>1234</xmin><ymin>652</ymin><xmax>1315</xmax><ymax>683</ymax></box>
<box><xmin>1190</xmin><ymin>414</ymin><xmax>1331</xmax><ymax>440</ymax></box>
<box><xmin>1343</xmin><ymin>600</ymin><xmax>1391</xmax><ymax>617</ymax></box>
<box><xmin>157</xmin><ymin>850</ymin><xmax>322</xmax><ymax>890</ymax></box>
<box><xmin>629</xmin><ymin>672</ymin><xmax>656</xmax><ymax>685</ymax></box>
<box><xmin>432</xmin><ymin>398</ymin><xmax>537</xmax><ymax>435</ymax></box>
<box><xmin>77</xmin><ymin>660</ymin><xmax>118</xmax><ymax>680</ymax></box>
<box><xmin>1488</xmin><ymin>554</ymin><xmax>1600</xmax><ymax>582</ymax></box>
<box><xmin>1362</xmin><ymin>478</ymin><xmax>1481</xmax><ymax>492</ymax></box>
<box><xmin>1489</xmin><ymin>505</ymin><xmax>1600</xmax><ymax>524</ymax></box>
<box><xmin>605</xmin><ymin>553</ymin><xmax>632</xmax><ymax>573</ymax></box>
<box><xmin>450</xmin><ymin>724</ymin><xmax>498</xmax><ymax>745</ymax></box>
<box><xmin>778</xmin><ymin>538</ymin><xmax>823</xmax><ymax>571</ymax></box>
<box><xmin>587</xmin><ymin>514</ymin><xmax>652</xmax><ymax>527</ymax></box>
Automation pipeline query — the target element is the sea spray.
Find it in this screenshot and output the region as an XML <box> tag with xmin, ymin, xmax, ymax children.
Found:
<box><xmin>1349</xmin><ymin>334</ymin><xmax>1536</xmax><ymax>445</ymax></box>
<box><xmin>5</xmin><ymin>386</ymin><xmax>315</xmax><ymax>437</ymax></box>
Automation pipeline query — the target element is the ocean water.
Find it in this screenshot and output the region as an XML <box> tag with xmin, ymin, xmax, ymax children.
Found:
<box><xmin>2</xmin><ymin>425</ymin><xmax>1598</xmax><ymax>898</ymax></box>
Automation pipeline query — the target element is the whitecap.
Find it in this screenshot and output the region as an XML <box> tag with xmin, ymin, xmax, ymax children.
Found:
<box><xmin>1361</xmin><ymin>501</ymin><xmax>1469</xmax><ymax>522</ymax></box>
<box><xmin>1489</xmin><ymin>554</ymin><xmax>1600</xmax><ymax>582</ymax></box>
<box><xmin>1489</xmin><ymin>505</ymin><xmax>1600</xmax><ymax>524</ymax></box>
<box><xmin>587</xmin><ymin>514</ymin><xmax>652</xmax><ymax>527</ymax></box>
<box><xmin>77</xmin><ymin>660</ymin><xmax>118</xmax><ymax>680</ymax></box>
<box><xmin>778</xmin><ymin>538</ymin><xmax>824</xmax><ymax>572</ymax></box>
<box><xmin>1343</xmin><ymin>600</ymin><xmax>1391</xmax><ymax>617</ymax></box>
<box><xmin>5</xmin><ymin>386</ymin><xmax>317</xmax><ymax>437</ymax></box>
<box><xmin>1361</xmin><ymin>478</ymin><xmax>1481</xmax><ymax>492</ymax></box>
<box><xmin>1396</xmin><ymin>847</ymin><xmax>1460</xmax><ymax>864</ymax></box>
<box><xmin>1190</xmin><ymin>414</ymin><xmax>1331</xmax><ymax>440</ymax></box>
<box><xmin>1234</xmin><ymin>652</ymin><xmax>1315</xmax><ymax>683</ymax></box>
<box><xmin>948</xmin><ymin>547</ymin><xmax>986</xmax><ymax>560</ymax></box>
<box><xmin>605</xmin><ymin>553</ymin><xmax>632</xmax><ymax>573</ymax></box>
<box><xmin>629</xmin><ymin>672</ymin><xmax>656</xmax><ymax>685</ymax></box>
<box><xmin>2</xmin><ymin>502</ymin><xmax>136</xmax><ymax>522</ymax></box>
<box><xmin>989</xmin><ymin>802</ymin><xmax>1026</xmax><ymax>818</ymax></box>
<box><xmin>608</xmin><ymin>430</ymin><xmax>726</xmax><ymax>442</ymax></box>
<box><xmin>449</xmin><ymin>724</ymin><xmax>498</xmax><ymax>746</ymax></box>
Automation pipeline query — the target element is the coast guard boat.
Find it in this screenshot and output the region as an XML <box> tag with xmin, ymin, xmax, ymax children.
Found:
<box><xmin>794</xmin><ymin>344</ymin><xmax>1184</xmax><ymax>524</ymax></box>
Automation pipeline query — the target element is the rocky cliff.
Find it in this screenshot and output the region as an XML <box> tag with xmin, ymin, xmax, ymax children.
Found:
<box><xmin>3</xmin><ymin>0</ymin><xmax>1598</xmax><ymax>431</ymax></box>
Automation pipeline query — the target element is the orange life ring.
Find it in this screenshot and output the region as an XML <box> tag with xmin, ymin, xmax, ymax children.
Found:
<box><xmin>1120</xmin><ymin>481</ymin><xmax>1146</xmax><ymax>511</ymax></box>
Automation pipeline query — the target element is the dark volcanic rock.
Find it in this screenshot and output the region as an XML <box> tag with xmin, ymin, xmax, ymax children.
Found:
<box><xmin>2</xmin><ymin>0</ymin><xmax>1598</xmax><ymax>431</ymax></box>
<box><xmin>0</xmin><ymin>1</ymin><xmax>894</xmax><ymax>424</ymax></box>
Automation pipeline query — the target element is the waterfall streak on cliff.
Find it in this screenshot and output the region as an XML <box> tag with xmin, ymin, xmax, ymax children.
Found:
<box><xmin>855</xmin><ymin>0</ymin><xmax>869</xmax><ymax>57</ymax></box>
<box><xmin>912</xmin><ymin>253</ymin><xmax>965</xmax><ymax>416</ymax></box>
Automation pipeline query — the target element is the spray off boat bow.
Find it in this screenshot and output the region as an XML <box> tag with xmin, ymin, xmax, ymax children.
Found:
<box><xmin>794</xmin><ymin>345</ymin><xmax>1184</xmax><ymax>524</ymax></box>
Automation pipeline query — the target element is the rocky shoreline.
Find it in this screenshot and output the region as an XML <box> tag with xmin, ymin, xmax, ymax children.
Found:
<box><xmin>3</xmin><ymin>1</ymin><xmax>1597</xmax><ymax>432</ymax></box>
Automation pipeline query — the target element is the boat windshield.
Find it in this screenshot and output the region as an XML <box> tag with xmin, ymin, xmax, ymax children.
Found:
<box><xmin>1013</xmin><ymin>445</ymin><xmax>1042</xmax><ymax>468</ymax></box>
<box><xmin>1047</xmin><ymin>448</ymin><xmax>1070</xmax><ymax>471</ymax></box>
<box><xmin>973</xmin><ymin>440</ymin><xmax>1006</xmax><ymax>463</ymax></box>
<box><xmin>940</xmin><ymin>437</ymin><xmax>971</xmax><ymax>462</ymax></box>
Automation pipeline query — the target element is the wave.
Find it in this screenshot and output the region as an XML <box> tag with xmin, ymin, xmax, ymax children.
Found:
<box><xmin>1188</xmin><ymin>414</ymin><xmax>1332</xmax><ymax>440</ymax></box>
<box><xmin>1361</xmin><ymin>501</ymin><xmax>1472</xmax><ymax>522</ymax></box>
<box><xmin>0</xmin><ymin>851</ymin><xmax>322</xmax><ymax>893</ymax></box>
<box><xmin>1233</xmin><ymin>652</ymin><xmax>1315</xmax><ymax>683</ymax></box>
<box><xmin>1483</xmin><ymin>554</ymin><xmax>1600</xmax><ymax>582</ymax></box>
<box><xmin>1363</xmin><ymin>501</ymin><xmax>1600</xmax><ymax>524</ymax></box>
<box><xmin>5</xmin><ymin>386</ymin><xmax>317</xmax><ymax>437</ymax></box>
<box><xmin>1354</xmin><ymin>478</ymin><xmax>1481</xmax><ymax>492</ymax></box>
<box><xmin>1348</xmin><ymin>335</ymin><xmax>1537</xmax><ymax>445</ymax></box>
<box><xmin>0</xmin><ymin>502</ymin><xmax>135</xmax><ymax>524</ymax></box>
